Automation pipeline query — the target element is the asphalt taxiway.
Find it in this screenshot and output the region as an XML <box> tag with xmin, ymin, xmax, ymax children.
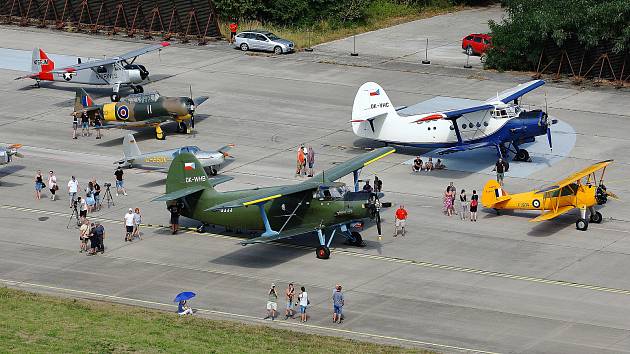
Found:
<box><xmin>1</xmin><ymin>14</ymin><xmax>630</xmax><ymax>353</ymax></box>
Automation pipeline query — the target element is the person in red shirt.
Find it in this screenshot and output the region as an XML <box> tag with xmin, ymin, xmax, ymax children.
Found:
<box><xmin>394</xmin><ymin>205</ymin><xmax>408</xmax><ymax>237</ymax></box>
<box><xmin>229</xmin><ymin>20</ymin><xmax>238</xmax><ymax>43</ymax></box>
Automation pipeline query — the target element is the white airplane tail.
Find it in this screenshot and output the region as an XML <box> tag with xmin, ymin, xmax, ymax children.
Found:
<box><xmin>123</xmin><ymin>134</ymin><xmax>142</xmax><ymax>160</ymax></box>
<box><xmin>31</xmin><ymin>48</ymin><xmax>55</xmax><ymax>73</ymax></box>
<box><xmin>351</xmin><ymin>82</ymin><xmax>397</xmax><ymax>137</ymax></box>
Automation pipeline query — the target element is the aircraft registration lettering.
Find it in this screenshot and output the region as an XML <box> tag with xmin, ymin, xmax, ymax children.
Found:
<box><xmin>144</xmin><ymin>156</ymin><xmax>168</xmax><ymax>164</ymax></box>
<box><xmin>517</xmin><ymin>202</ymin><xmax>530</xmax><ymax>208</ymax></box>
<box><xmin>219</xmin><ymin>208</ymin><xmax>233</xmax><ymax>213</ymax></box>
<box><xmin>185</xmin><ymin>175</ymin><xmax>207</xmax><ymax>183</ymax></box>
<box><xmin>370</xmin><ymin>102</ymin><xmax>390</xmax><ymax>109</ymax></box>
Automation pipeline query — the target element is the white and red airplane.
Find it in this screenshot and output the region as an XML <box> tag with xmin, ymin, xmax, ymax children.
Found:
<box><xmin>15</xmin><ymin>42</ymin><xmax>169</xmax><ymax>101</ymax></box>
<box><xmin>351</xmin><ymin>80</ymin><xmax>555</xmax><ymax>161</ymax></box>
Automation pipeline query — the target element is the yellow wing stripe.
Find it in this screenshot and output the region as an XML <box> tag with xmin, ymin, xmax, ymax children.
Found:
<box><xmin>242</xmin><ymin>194</ymin><xmax>282</xmax><ymax>206</ymax></box>
<box><xmin>363</xmin><ymin>149</ymin><xmax>396</xmax><ymax>167</ymax></box>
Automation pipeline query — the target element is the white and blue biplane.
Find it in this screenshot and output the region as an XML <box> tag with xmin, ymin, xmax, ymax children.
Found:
<box><xmin>351</xmin><ymin>80</ymin><xmax>556</xmax><ymax>161</ymax></box>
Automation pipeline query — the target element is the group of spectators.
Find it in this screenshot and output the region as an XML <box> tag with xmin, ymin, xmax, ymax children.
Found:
<box><xmin>443</xmin><ymin>182</ymin><xmax>478</xmax><ymax>221</ymax></box>
<box><xmin>412</xmin><ymin>156</ymin><xmax>446</xmax><ymax>172</ymax></box>
<box><xmin>79</xmin><ymin>219</ymin><xmax>106</xmax><ymax>256</ymax></box>
<box><xmin>295</xmin><ymin>144</ymin><xmax>315</xmax><ymax>177</ymax></box>
<box><xmin>72</xmin><ymin>110</ymin><xmax>102</xmax><ymax>140</ymax></box>
<box><xmin>124</xmin><ymin>208</ymin><xmax>143</xmax><ymax>242</ymax></box>
<box><xmin>264</xmin><ymin>283</ymin><xmax>344</xmax><ymax>324</ymax></box>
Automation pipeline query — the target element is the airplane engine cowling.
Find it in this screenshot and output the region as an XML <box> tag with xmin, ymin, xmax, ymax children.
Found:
<box><xmin>125</xmin><ymin>69</ymin><xmax>143</xmax><ymax>83</ymax></box>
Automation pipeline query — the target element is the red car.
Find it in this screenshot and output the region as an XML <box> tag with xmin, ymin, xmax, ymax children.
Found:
<box><xmin>462</xmin><ymin>33</ymin><xmax>492</xmax><ymax>56</ymax></box>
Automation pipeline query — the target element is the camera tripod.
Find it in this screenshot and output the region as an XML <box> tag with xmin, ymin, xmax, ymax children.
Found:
<box><xmin>103</xmin><ymin>185</ymin><xmax>115</xmax><ymax>208</ymax></box>
<box><xmin>67</xmin><ymin>203</ymin><xmax>81</xmax><ymax>229</ymax></box>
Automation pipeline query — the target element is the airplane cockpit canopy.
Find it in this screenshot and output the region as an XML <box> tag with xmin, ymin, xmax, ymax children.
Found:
<box><xmin>180</xmin><ymin>146</ymin><xmax>200</xmax><ymax>154</ymax></box>
<box><xmin>315</xmin><ymin>185</ymin><xmax>348</xmax><ymax>200</ymax></box>
<box><xmin>123</xmin><ymin>91</ymin><xmax>161</xmax><ymax>104</ymax></box>
<box><xmin>491</xmin><ymin>104</ymin><xmax>521</xmax><ymax>119</ymax></box>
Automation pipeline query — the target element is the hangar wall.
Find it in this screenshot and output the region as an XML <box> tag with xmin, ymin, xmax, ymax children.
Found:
<box><xmin>0</xmin><ymin>0</ymin><xmax>222</xmax><ymax>43</ymax></box>
<box><xmin>535</xmin><ymin>38</ymin><xmax>629</xmax><ymax>86</ymax></box>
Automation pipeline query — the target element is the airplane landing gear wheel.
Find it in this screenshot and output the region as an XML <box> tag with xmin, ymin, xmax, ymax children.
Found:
<box><xmin>576</xmin><ymin>218</ymin><xmax>589</xmax><ymax>231</ymax></box>
<box><xmin>209</xmin><ymin>167</ymin><xmax>218</xmax><ymax>176</ymax></box>
<box><xmin>515</xmin><ymin>149</ymin><xmax>529</xmax><ymax>162</ymax></box>
<box><xmin>110</xmin><ymin>93</ymin><xmax>120</xmax><ymax>102</ymax></box>
<box><xmin>177</xmin><ymin>121</ymin><xmax>187</xmax><ymax>133</ymax></box>
<box><xmin>590</xmin><ymin>211</ymin><xmax>602</xmax><ymax>224</ymax></box>
<box><xmin>132</xmin><ymin>85</ymin><xmax>144</xmax><ymax>94</ymax></box>
<box><xmin>155</xmin><ymin>125</ymin><xmax>165</xmax><ymax>140</ymax></box>
<box><xmin>316</xmin><ymin>245</ymin><xmax>330</xmax><ymax>259</ymax></box>
<box><xmin>350</xmin><ymin>231</ymin><xmax>363</xmax><ymax>247</ymax></box>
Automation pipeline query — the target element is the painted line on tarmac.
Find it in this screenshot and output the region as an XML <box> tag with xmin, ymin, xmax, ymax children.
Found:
<box><xmin>0</xmin><ymin>278</ymin><xmax>499</xmax><ymax>354</ymax></box>
<box><xmin>4</xmin><ymin>204</ymin><xmax>630</xmax><ymax>297</ymax></box>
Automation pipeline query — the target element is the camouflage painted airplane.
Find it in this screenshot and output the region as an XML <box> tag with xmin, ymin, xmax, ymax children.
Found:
<box><xmin>116</xmin><ymin>133</ymin><xmax>233</xmax><ymax>175</ymax></box>
<box><xmin>154</xmin><ymin>147</ymin><xmax>396</xmax><ymax>259</ymax></box>
<box><xmin>16</xmin><ymin>42</ymin><xmax>170</xmax><ymax>101</ymax></box>
<box><xmin>74</xmin><ymin>88</ymin><xmax>208</xmax><ymax>140</ymax></box>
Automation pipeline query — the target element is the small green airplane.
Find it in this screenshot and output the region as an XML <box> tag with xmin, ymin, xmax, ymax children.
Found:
<box><xmin>154</xmin><ymin>147</ymin><xmax>396</xmax><ymax>259</ymax></box>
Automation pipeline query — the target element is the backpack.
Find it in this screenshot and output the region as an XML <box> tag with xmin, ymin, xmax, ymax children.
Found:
<box><xmin>470</xmin><ymin>198</ymin><xmax>478</xmax><ymax>207</ymax></box>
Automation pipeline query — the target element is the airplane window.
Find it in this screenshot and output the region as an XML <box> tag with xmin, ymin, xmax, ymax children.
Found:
<box><xmin>181</xmin><ymin>147</ymin><xmax>189</xmax><ymax>153</ymax></box>
<box><xmin>476</xmin><ymin>122</ymin><xmax>481</xmax><ymax>127</ymax></box>
<box><xmin>462</xmin><ymin>124</ymin><xmax>466</xmax><ymax>129</ymax></box>
<box><xmin>483</xmin><ymin>122</ymin><xmax>488</xmax><ymax>126</ymax></box>
<box><xmin>188</xmin><ymin>146</ymin><xmax>199</xmax><ymax>153</ymax></box>
<box><xmin>449</xmin><ymin>125</ymin><xmax>454</xmax><ymax>130</ymax></box>
<box><xmin>468</xmin><ymin>123</ymin><xmax>474</xmax><ymax>128</ymax></box>
<box><xmin>433</xmin><ymin>127</ymin><xmax>436</xmax><ymax>130</ymax></box>
<box><xmin>427</xmin><ymin>127</ymin><xmax>431</xmax><ymax>131</ymax></box>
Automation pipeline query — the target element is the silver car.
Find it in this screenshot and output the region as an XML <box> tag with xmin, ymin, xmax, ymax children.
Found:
<box><xmin>234</xmin><ymin>30</ymin><xmax>294</xmax><ymax>55</ymax></box>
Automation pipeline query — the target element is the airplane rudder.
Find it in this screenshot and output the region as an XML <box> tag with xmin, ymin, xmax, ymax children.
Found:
<box><xmin>37</xmin><ymin>48</ymin><xmax>54</xmax><ymax>71</ymax></box>
<box><xmin>123</xmin><ymin>134</ymin><xmax>141</xmax><ymax>158</ymax></box>
<box><xmin>166</xmin><ymin>152</ymin><xmax>212</xmax><ymax>193</ymax></box>
<box><xmin>352</xmin><ymin>82</ymin><xmax>395</xmax><ymax>121</ymax></box>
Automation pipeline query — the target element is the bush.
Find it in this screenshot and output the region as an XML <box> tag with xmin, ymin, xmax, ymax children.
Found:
<box><xmin>485</xmin><ymin>0</ymin><xmax>630</xmax><ymax>71</ymax></box>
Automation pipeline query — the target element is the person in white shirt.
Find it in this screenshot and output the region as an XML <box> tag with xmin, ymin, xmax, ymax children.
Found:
<box><xmin>124</xmin><ymin>208</ymin><xmax>135</xmax><ymax>242</ymax></box>
<box><xmin>48</xmin><ymin>171</ymin><xmax>57</xmax><ymax>200</ymax></box>
<box><xmin>298</xmin><ymin>286</ymin><xmax>309</xmax><ymax>323</ymax></box>
<box><xmin>67</xmin><ymin>176</ymin><xmax>79</xmax><ymax>207</ymax></box>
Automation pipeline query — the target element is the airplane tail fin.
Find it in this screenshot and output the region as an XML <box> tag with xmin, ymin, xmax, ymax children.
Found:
<box><xmin>123</xmin><ymin>134</ymin><xmax>142</xmax><ymax>160</ymax></box>
<box><xmin>482</xmin><ymin>180</ymin><xmax>511</xmax><ymax>208</ymax></box>
<box><xmin>32</xmin><ymin>48</ymin><xmax>55</xmax><ymax>73</ymax></box>
<box><xmin>351</xmin><ymin>82</ymin><xmax>397</xmax><ymax>137</ymax></box>
<box><xmin>74</xmin><ymin>88</ymin><xmax>95</xmax><ymax>112</ymax></box>
<box><xmin>166</xmin><ymin>152</ymin><xmax>213</xmax><ymax>195</ymax></box>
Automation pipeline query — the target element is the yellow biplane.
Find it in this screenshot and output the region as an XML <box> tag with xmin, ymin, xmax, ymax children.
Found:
<box><xmin>482</xmin><ymin>160</ymin><xmax>618</xmax><ymax>231</ymax></box>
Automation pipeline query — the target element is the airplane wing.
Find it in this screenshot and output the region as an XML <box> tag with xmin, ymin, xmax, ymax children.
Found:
<box><xmin>96</xmin><ymin>118</ymin><xmax>169</xmax><ymax>130</ymax></box>
<box><xmin>486</xmin><ymin>79</ymin><xmax>545</xmax><ymax>104</ymax></box>
<box><xmin>193</xmin><ymin>96</ymin><xmax>210</xmax><ymax>106</ymax></box>
<box><xmin>434</xmin><ymin>140</ymin><xmax>498</xmax><ymax>155</ymax></box>
<box><xmin>51</xmin><ymin>42</ymin><xmax>170</xmax><ymax>73</ymax></box>
<box><xmin>530</xmin><ymin>205</ymin><xmax>575</xmax><ymax>222</ymax></box>
<box><xmin>312</xmin><ymin>146</ymin><xmax>395</xmax><ymax>183</ymax></box>
<box><xmin>206</xmin><ymin>183</ymin><xmax>320</xmax><ymax>211</ymax></box>
<box><xmin>535</xmin><ymin>160</ymin><xmax>614</xmax><ymax>194</ymax></box>
<box><xmin>240</xmin><ymin>225</ymin><xmax>321</xmax><ymax>245</ymax></box>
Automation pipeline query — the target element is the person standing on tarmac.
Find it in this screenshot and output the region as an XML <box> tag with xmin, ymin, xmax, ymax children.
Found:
<box><xmin>394</xmin><ymin>204</ymin><xmax>408</xmax><ymax>237</ymax></box>
<box><xmin>229</xmin><ymin>19</ymin><xmax>238</xmax><ymax>43</ymax></box>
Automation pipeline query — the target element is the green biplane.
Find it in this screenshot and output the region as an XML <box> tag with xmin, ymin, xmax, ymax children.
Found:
<box><xmin>154</xmin><ymin>147</ymin><xmax>396</xmax><ymax>259</ymax></box>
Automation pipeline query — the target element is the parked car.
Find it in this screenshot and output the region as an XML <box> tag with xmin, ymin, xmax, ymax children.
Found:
<box><xmin>234</xmin><ymin>30</ymin><xmax>295</xmax><ymax>55</ymax></box>
<box><xmin>461</xmin><ymin>33</ymin><xmax>492</xmax><ymax>56</ymax></box>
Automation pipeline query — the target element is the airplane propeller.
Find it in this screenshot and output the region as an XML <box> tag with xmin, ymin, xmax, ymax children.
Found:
<box><xmin>189</xmin><ymin>85</ymin><xmax>195</xmax><ymax>129</ymax></box>
<box><xmin>365</xmin><ymin>193</ymin><xmax>391</xmax><ymax>238</ymax></box>
<box><xmin>543</xmin><ymin>91</ymin><xmax>554</xmax><ymax>152</ymax></box>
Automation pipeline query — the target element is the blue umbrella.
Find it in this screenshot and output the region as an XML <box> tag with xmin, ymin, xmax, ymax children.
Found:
<box><xmin>174</xmin><ymin>291</ymin><xmax>196</xmax><ymax>303</ymax></box>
